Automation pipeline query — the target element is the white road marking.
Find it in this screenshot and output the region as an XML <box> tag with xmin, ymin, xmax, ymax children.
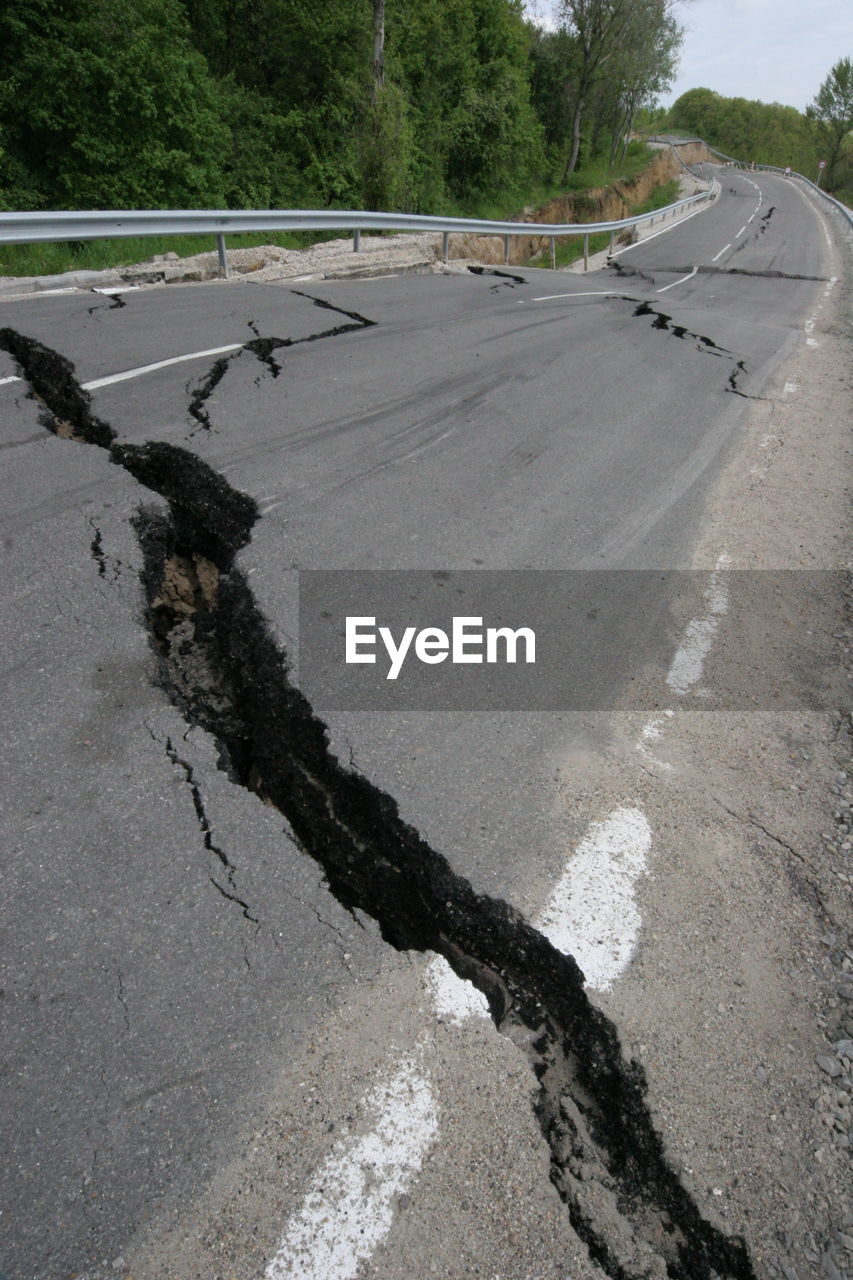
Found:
<box><xmin>530</xmin><ymin>289</ymin><xmax>629</xmax><ymax>302</ymax></box>
<box><xmin>265</xmin><ymin>1053</ymin><xmax>439</xmax><ymax>1280</ymax></box>
<box><xmin>83</xmin><ymin>345</ymin><xmax>243</xmax><ymax>390</ymax></box>
<box><xmin>538</xmin><ymin>806</ymin><xmax>653</xmax><ymax>991</ymax></box>
<box><xmin>272</xmin><ymin>794</ymin><xmax>656</xmax><ymax>1279</ymax></box>
<box><xmin>637</xmin><ymin>710</ymin><xmax>675</xmax><ymax>771</ymax></box>
<box><xmin>736</xmin><ymin>225</ymin><xmax>747</xmax><ymax>237</ymax></box>
<box><xmin>0</xmin><ymin>375</ymin><xmax>21</xmax><ymax>387</ymax></box>
<box><xmin>426</xmin><ymin>955</ymin><xmax>489</xmax><ymax>1022</ymax></box>
<box><xmin>711</xmin><ymin>244</ymin><xmax>730</xmax><ymax>262</ymax></box>
<box><xmin>666</xmin><ymin>554</ymin><xmax>731</xmax><ymax>694</ymax></box>
<box><xmin>656</xmin><ymin>267</ymin><xmax>698</xmax><ymax>294</ymax></box>
<box><xmin>264</xmin><ymin>553</ymin><xmax>752</xmax><ymax>1280</ymax></box>
<box><xmin>610</xmin><ymin>197</ymin><xmax>713</xmax><ymax>257</ymax></box>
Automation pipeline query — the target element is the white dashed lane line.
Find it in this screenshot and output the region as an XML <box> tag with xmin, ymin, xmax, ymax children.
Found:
<box><xmin>711</xmin><ymin>243</ymin><xmax>731</xmax><ymax>262</ymax></box>
<box><xmin>84</xmin><ymin>345</ymin><xmax>243</xmax><ymax>390</ymax></box>
<box><xmin>265</xmin><ymin>1054</ymin><xmax>439</xmax><ymax>1280</ymax></box>
<box><xmin>666</xmin><ymin>553</ymin><xmax>731</xmax><ymax>695</ymax></box>
<box><xmin>264</xmin><ymin>550</ymin><xmax>740</xmax><ymax>1279</ymax></box>
<box><xmin>266</xmin><ymin>800</ymin><xmax>656</xmax><ymax>1279</ymax></box>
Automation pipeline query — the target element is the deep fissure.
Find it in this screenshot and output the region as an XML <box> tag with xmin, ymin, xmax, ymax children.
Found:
<box><xmin>0</xmin><ymin>325</ymin><xmax>757</xmax><ymax>1280</ymax></box>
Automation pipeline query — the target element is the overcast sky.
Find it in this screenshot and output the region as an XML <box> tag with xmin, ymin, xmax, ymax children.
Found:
<box><xmin>523</xmin><ymin>1</ymin><xmax>851</xmax><ymax>112</ymax></box>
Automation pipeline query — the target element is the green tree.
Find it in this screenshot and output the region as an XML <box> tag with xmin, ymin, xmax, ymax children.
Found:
<box><xmin>668</xmin><ymin>88</ymin><xmax>820</xmax><ymax>177</ymax></box>
<box><xmin>604</xmin><ymin>0</ymin><xmax>683</xmax><ymax>165</ymax></box>
<box><xmin>0</xmin><ymin>0</ymin><xmax>228</xmax><ymax>209</ymax></box>
<box><xmin>807</xmin><ymin>58</ymin><xmax>853</xmax><ymax>191</ymax></box>
<box><xmin>554</xmin><ymin>0</ymin><xmax>681</xmax><ymax>179</ymax></box>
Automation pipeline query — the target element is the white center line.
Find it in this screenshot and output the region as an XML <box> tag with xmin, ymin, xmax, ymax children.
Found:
<box><xmin>531</xmin><ymin>289</ymin><xmax>630</xmax><ymax>302</ymax></box>
<box><xmin>537</xmin><ymin>806</ymin><xmax>653</xmax><ymax>991</ymax></box>
<box><xmin>711</xmin><ymin>244</ymin><xmax>730</xmax><ymax>262</ymax></box>
<box><xmin>83</xmin><ymin>344</ymin><xmax>243</xmax><ymax>390</ymax></box>
<box><xmin>656</xmin><ymin>266</ymin><xmax>698</xmax><ymax>294</ymax></box>
<box><xmin>736</xmin><ymin>225</ymin><xmax>747</xmax><ymax>237</ymax></box>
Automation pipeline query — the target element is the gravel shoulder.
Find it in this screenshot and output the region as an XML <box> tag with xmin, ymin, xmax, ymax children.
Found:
<box><xmin>555</xmin><ymin>223</ymin><xmax>852</xmax><ymax>1279</ymax></box>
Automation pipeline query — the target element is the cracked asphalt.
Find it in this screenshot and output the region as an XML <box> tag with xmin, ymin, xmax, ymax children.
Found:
<box><xmin>0</xmin><ymin>169</ymin><xmax>850</xmax><ymax>1280</ymax></box>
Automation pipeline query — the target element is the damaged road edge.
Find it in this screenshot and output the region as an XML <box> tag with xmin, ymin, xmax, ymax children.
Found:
<box><xmin>0</xmin><ymin>324</ymin><xmax>756</xmax><ymax>1280</ymax></box>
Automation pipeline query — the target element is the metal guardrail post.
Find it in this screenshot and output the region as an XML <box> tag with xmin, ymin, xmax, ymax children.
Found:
<box><xmin>353</xmin><ymin>229</ymin><xmax>361</xmax><ymax>253</ymax></box>
<box><xmin>583</xmin><ymin>234</ymin><xmax>589</xmax><ymax>271</ymax></box>
<box><xmin>442</xmin><ymin>231</ymin><xmax>449</xmax><ymax>263</ymax></box>
<box><xmin>609</xmin><ymin>231</ymin><xmax>615</xmax><ymax>253</ymax></box>
<box><xmin>503</xmin><ymin>235</ymin><xmax>510</xmax><ymax>264</ymax></box>
<box><xmin>216</xmin><ymin>234</ymin><xmax>229</xmax><ymax>279</ymax></box>
<box><xmin>550</xmin><ymin>237</ymin><xmax>556</xmax><ymax>270</ymax></box>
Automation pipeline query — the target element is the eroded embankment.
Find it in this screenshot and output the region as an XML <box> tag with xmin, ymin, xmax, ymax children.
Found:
<box><xmin>0</xmin><ymin>321</ymin><xmax>756</xmax><ymax>1280</ymax></box>
<box><xmin>453</xmin><ymin>142</ymin><xmax>714</xmax><ymax>266</ymax></box>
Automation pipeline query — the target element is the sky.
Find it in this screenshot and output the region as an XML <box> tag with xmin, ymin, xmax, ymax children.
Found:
<box><xmin>523</xmin><ymin>1</ymin><xmax>852</xmax><ymax>112</ymax></box>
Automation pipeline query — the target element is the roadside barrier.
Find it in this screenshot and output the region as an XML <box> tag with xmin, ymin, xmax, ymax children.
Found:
<box><xmin>0</xmin><ymin>165</ymin><xmax>718</xmax><ymax>278</ymax></box>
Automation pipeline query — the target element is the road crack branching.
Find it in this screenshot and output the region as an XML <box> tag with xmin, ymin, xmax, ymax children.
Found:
<box><xmin>713</xmin><ymin>796</ymin><xmax>831</xmax><ymax>920</ymax></box>
<box><xmin>187</xmin><ymin>296</ymin><xmax>375</xmax><ymax>432</ymax></box>
<box><xmin>630</xmin><ymin>301</ymin><xmax>760</xmax><ymax>397</ymax></box>
<box><xmin>0</xmin><ymin>325</ymin><xmax>756</xmax><ymax>1280</ymax></box>
<box><xmin>467</xmin><ymin>266</ymin><xmax>529</xmax><ymax>289</ymax></box>
<box><xmin>158</xmin><ymin>730</ymin><xmax>260</xmax><ymax>926</ymax></box>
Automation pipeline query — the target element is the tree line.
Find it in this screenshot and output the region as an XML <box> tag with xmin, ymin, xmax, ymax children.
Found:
<box><xmin>666</xmin><ymin>60</ymin><xmax>853</xmax><ymax>199</ymax></box>
<box><xmin>0</xmin><ymin>1</ymin><xmax>848</xmax><ymax>215</ymax></box>
<box><xmin>0</xmin><ymin>0</ymin><xmax>684</xmax><ymax>213</ymax></box>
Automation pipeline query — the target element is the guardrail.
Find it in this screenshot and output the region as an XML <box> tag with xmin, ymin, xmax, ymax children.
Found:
<box><xmin>704</xmin><ymin>145</ymin><xmax>853</xmax><ymax>226</ymax></box>
<box><xmin>0</xmin><ymin>180</ymin><xmax>717</xmax><ymax>278</ymax></box>
<box><xmin>648</xmin><ymin>135</ymin><xmax>853</xmax><ymax>228</ymax></box>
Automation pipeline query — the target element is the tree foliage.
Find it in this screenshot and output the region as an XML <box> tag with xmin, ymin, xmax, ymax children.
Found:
<box><xmin>807</xmin><ymin>58</ymin><xmax>853</xmax><ymax>191</ymax></box>
<box><xmin>6</xmin><ymin>0</ymin><xmax>841</xmax><ymax>218</ymax></box>
<box><xmin>0</xmin><ymin>0</ymin><xmax>228</xmax><ymax>210</ymax></box>
<box><xmin>667</xmin><ymin>81</ymin><xmax>853</xmax><ymax>196</ymax></box>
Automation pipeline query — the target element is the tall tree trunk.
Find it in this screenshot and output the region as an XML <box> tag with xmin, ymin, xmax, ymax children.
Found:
<box><xmin>563</xmin><ymin>96</ymin><xmax>584</xmax><ymax>181</ymax></box>
<box><xmin>373</xmin><ymin>0</ymin><xmax>385</xmax><ymax>100</ymax></box>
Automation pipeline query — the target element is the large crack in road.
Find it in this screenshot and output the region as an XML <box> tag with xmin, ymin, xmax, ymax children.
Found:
<box><xmin>0</xmin><ymin>321</ymin><xmax>757</xmax><ymax>1280</ymax></box>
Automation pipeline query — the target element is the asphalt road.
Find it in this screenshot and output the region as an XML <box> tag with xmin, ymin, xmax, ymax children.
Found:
<box><xmin>0</xmin><ymin>170</ymin><xmax>845</xmax><ymax>1280</ymax></box>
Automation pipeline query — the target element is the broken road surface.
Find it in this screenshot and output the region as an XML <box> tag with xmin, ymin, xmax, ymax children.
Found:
<box><xmin>0</xmin><ymin>169</ymin><xmax>850</xmax><ymax>1280</ymax></box>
